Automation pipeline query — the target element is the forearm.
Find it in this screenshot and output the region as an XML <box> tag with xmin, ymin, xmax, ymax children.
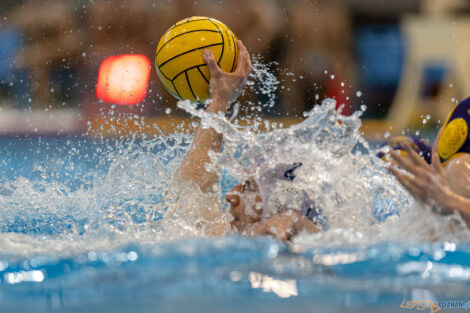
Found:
<box><xmin>178</xmin><ymin>98</ymin><xmax>228</xmax><ymax>192</ymax></box>
<box><xmin>177</xmin><ymin>41</ymin><xmax>251</xmax><ymax>192</ymax></box>
<box><xmin>294</xmin><ymin>217</ymin><xmax>320</xmax><ymax>234</ymax></box>
<box><xmin>248</xmin><ymin>211</ymin><xmax>319</xmax><ymax>241</ymax></box>
<box><xmin>443</xmin><ymin>191</ymin><xmax>470</xmax><ymax>226</ymax></box>
<box><xmin>440</xmin><ymin>155</ymin><xmax>470</xmax><ymax>225</ymax></box>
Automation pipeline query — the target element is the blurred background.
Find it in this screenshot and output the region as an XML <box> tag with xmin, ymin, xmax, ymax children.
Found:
<box><xmin>0</xmin><ymin>0</ymin><xmax>470</xmax><ymax>139</ymax></box>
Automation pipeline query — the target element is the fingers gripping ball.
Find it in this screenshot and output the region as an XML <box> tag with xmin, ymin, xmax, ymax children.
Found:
<box><xmin>377</xmin><ymin>135</ymin><xmax>432</xmax><ymax>164</ymax></box>
<box><xmin>155</xmin><ymin>17</ymin><xmax>238</xmax><ymax>104</ymax></box>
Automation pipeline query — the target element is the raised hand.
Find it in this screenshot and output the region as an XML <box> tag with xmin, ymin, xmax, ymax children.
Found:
<box><xmin>202</xmin><ymin>40</ymin><xmax>252</xmax><ymax>111</ymax></box>
<box><xmin>389</xmin><ymin>139</ymin><xmax>453</xmax><ymax>213</ymax></box>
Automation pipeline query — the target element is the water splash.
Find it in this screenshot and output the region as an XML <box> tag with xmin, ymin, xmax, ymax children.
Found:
<box><xmin>0</xmin><ymin>133</ymin><xmax>227</xmax><ymax>256</ymax></box>
<box><xmin>178</xmin><ymin>96</ymin><xmax>470</xmax><ymax>246</ymax></box>
<box><xmin>0</xmin><ymin>57</ymin><xmax>468</xmax><ymax>259</ymax></box>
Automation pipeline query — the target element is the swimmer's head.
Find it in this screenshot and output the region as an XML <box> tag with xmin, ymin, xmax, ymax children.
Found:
<box><xmin>226</xmin><ymin>162</ymin><xmax>327</xmax><ymax>231</ymax></box>
<box><xmin>438</xmin><ymin>97</ymin><xmax>470</xmax><ymax>163</ymax></box>
<box><xmin>225</xmin><ymin>176</ymin><xmax>263</xmax><ymax>232</ymax></box>
<box><xmin>225</xmin><ymin>163</ymin><xmax>306</xmax><ymax>232</ymax></box>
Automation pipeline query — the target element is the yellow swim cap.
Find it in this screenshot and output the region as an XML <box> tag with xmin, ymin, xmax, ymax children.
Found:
<box><xmin>438</xmin><ymin>118</ymin><xmax>468</xmax><ymax>160</ymax></box>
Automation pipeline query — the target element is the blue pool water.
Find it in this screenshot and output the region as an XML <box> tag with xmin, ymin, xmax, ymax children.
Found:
<box><xmin>0</xmin><ymin>132</ymin><xmax>469</xmax><ymax>313</ymax></box>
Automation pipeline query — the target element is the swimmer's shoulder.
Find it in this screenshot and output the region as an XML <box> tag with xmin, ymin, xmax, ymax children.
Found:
<box><xmin>444</xmin><ymin>153</ymin><xmax>470</xmax><ymax>169</ymax></box>
<box><xmin>444</xmin><ymin>153</ymin><xmax>470</xmax><ymax>198</ymax></box>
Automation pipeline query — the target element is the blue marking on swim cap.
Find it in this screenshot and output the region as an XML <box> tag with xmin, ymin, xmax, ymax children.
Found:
<box><xmin>283</xmin><ymin>162</ymin><xmax>303</xmax><ymax>181</ymax></box>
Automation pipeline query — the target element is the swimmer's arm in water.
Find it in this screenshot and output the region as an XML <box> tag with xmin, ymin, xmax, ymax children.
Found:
<box><xmin>249</xmin><ymin>210</ymin><xmax>319</xmax><ymax>242</ymax></box>
<box><xmin>390</xmin><ymin>140</ymin><xmax>470</xmax><ymax>226</ymax></box>
<box><xmin>178</xmin><ymin>41</ymin><xmax>252</xmax><ymax>192</ymax></box>
<box><xmin>442</xmin><ymin>154</ymin><xmax>470</xmax><ymax>199</ymax></box>
<box><xmin>432</xmin><ymin>126</ymin><xmax>470</xmax><ymax>199</ymax></box>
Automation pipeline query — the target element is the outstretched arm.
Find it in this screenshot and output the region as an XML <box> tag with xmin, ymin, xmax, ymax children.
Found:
<box><xmin>178</xmin><ymin>41</ymin><xmax>252</xmax><ymax>192</ymax></box>
<box><xmin>389</xmin><ymin>133</ymin><xmax>470</xmax><ymax>226</ymax></box>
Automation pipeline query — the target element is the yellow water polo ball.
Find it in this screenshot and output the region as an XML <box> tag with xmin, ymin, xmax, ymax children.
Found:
<box><xmin>155</xmin><ymin>16</ymin><xmax>238</xmax><ymax>104</ymax></box>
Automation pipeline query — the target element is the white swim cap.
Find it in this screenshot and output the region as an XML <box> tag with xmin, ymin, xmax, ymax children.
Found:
<box><xmin>254</xmin><ymin>162</ymin><xmax>327</xmax><ymax>227</ymax></box>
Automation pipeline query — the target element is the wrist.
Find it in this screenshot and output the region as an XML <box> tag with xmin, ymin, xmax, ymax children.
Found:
<box><xmin>206</xmin><ymin>97</ymin><xmax>228</xmax><ymax>113</ymax></box>
<box><xmin>441</xmin><ymin>190</ymin><xmax>470</xmax><ymax>227</ymax></box>
<box><xmin>443</xmin><ymin>189</ymin><xmax>464</xmax><ymax>213</ymax></box>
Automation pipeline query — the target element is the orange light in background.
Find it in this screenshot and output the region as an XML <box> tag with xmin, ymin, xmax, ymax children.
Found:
<box><xmin>96</xmin><ymin>54</ymin><xmax>151</xmax><ymax>105</ymax></box>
